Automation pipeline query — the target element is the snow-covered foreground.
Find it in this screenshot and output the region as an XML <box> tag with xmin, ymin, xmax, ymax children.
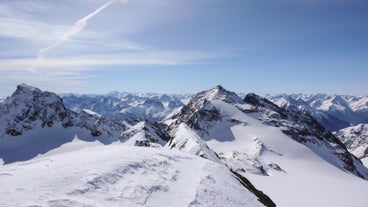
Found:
<box><xmin>0</xmin><ymin>144</ymin><xmax>264</xmax><ymax>207</ymax></box>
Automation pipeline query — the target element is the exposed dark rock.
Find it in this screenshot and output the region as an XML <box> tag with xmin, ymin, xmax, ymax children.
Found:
<box><xmin>231</xmin><ymin>170</ymin><xmax>276</xmax><ymax>207</ymax></box>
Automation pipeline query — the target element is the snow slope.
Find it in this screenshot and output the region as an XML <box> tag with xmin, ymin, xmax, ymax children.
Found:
<box><xmin>167</xmin><ymin>86</ymin><xmax>368</xmax><ymax>207</ymax></box>
<box><xmin>205</xmin><ymin>104</ymin><xmax>368</xmax><ymax>206</ymax></box>
<box><xmin>0</xmin><ymin>145</ymin><xmax>265</xmax><ymax>207</ymax></box>
<box><xmin>166</xmin><ymin>123</ymin><xmax>222</xmax><ymax>164</ymax></box>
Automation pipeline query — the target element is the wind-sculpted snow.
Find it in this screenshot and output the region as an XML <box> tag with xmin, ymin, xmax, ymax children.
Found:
<box><xmin>0</xmin><ymin>145</ymin><xmax>265</xmax><ymax>207</ymax></box>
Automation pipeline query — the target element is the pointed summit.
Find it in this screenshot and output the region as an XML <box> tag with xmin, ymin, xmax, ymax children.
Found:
<box><xmin>200</xmin><ymin>85</ymin><xmax>242</xmax><ymax>103</ymax></box>
<box><xmin>168</xmin><ymin>86</ymin><xmax>243</xmax><ymax>133</ymax></box>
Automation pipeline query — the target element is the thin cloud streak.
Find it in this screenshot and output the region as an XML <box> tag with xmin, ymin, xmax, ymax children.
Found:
<box><xmin>29</xmin><ymin>0</ymin><xmax>117</xmax><ymax>71</ymax></box>
<box><xmin>0</xmin><ymin>50</ymin><xmax>222</xmax><ymax>71</ymax></box>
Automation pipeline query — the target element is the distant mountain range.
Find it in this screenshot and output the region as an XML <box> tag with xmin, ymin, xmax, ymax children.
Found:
<box><xmin>61</xmin><ymin>92</ymin><xmax>191</xmax><ymax>123</ymax></box>
<box><xmin>266</xmin><ymin>94</ymin><xmax>368</xmax><ymax>131</ymax></box>
<box><xmin>1</xmin><ymin>84</ymin><xmax>368</xmax><ymax>207</ymax></box>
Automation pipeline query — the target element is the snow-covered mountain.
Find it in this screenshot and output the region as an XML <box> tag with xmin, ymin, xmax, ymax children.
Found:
<box><xmin>0</xmin><ymin>84</ymin><xmax>274</xmax><ymax>207</ymax></box>
<box><xmin>0</xmin><ymin>84</ymin><xmax>165</xmax><ymax>164</ymax></box>
<box><xmin>165</xmin><ymin>85</ymin><xmax>368</xmax><ymax>207</ymax></box>
<box><xmin>266</xmin><ymin>94</ymin><xmax>368</xmax><ymax>131</ymax></box>
<box><xmin>334</xmin><ymin>124</ymin><xmax>368</xmax><ymax>159</ymax></box>
<box><xmin>61</xmin><ymin>92</ymin><xmax>190</xmax><ymax>123</ymax></box>
<box><xmin>120</xmin><ymin>120</ymin><xmax>169</xmax><ymax>147</ymax></box>
<box><xmin>2</xmin><ymin>84</ymin><xmax>368</xmax><ymax>207</ymax></box>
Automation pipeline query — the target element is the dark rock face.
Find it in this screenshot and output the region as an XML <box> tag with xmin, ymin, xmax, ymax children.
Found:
<box><xmin>119</xmin><ymin>121</ymin><xmax>168</xmax><ymax>147</ymax></box>
<box><xmin>150</xmin><ymin>122</ymin><xmax>171</xmax><ymax>142</ymax></box>
<box><xmin>175</xmin><ymin>99</ymin><xmax>220</xmax><ymax>131</ymax></box>
<box><xmin>334</xmin><ymin>124</ymin><xmax>368</xmax><ymax>159</ymax></box>
<box><xmin>74</xmin><ymin>110</ymin><xmax>126</xmax><ymax>139</ymax></box>
<box><xmin>231</xmin><ymin>170</ymin><xmax>276</xmax><ymax>207</ymax></box>
<box><xmin>170</xmin><ymin>87</ymin><xmax>224</xmax><ymax>133</ymax></box>
<box><xmin>244</xmin><ymin>93</ymin><xmax>288</xmax><ymax>119</ymax></box>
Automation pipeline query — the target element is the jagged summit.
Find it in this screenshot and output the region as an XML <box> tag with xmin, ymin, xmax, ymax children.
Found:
<box><xmin>16</xmin><ymin>83</ymin><xmax>42</xmax><ymax>93</ymax></box>
<box><xmin>201</xmin><ymin>85</ymin><xmax>243</xmax><ymax>103</ymax></box>
<box><xmin>169</xmin><ymin>85</ymin><xmax>243</xmax><ymax>130</ymax></box>
<box><xmin>0</xmin><ymin>84</ymin><xmax>127</xmax><ymax>163</ymax></box>
<box><xmin>0</xmin><ymin>84</ymin><xmax>70</xmax><ymax>136</ymax></box>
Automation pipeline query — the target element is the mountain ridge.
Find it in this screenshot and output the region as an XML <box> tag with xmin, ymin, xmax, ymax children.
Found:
<box><xmin>1</xmin><ymin>83</ymin><xmax>368</xmax><ymax>207</ymax></box>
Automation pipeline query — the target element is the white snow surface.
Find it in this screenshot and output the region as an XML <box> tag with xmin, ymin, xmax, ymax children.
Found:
<box><xmin>167</xmin><ymin>123</ymin><xmax>222</xmax><ymax>164</ymax></box>
<box><xmin>82</xmin><ymin>109</ymin><xmax>102</xmax><ymax>118</ymax></box>
<box><xmin>363</xmin><ymin>157</ymin><xmax>368</xmax><ymax>167</ymax></box>
<box><xmin>174</xmin><ymin>98</ymin><xmax>368</xmax><ymax>207</ymax></box>
<box><xmin>0</xmin><ymin>145</ymin><xmax>264</xmax><ymax>207</ymax></box>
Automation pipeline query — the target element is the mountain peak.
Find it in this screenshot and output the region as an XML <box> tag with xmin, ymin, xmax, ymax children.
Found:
<box><xmin>0</xmin><ymin>83</ymin><xmax>71</xmax><ymax>137</ymax></box>
<box><xmin>202</xmin><ymin>85</ymin><xmax>242</xmax><ymax>103</ymax></box>
<box><xmin>15</xmin><ymin>83</ymin><xmax>42</xmax><ymax>95</ymax></box>
<box><xmin>215</xmin><ymin>84</ymin><xmax>224</xmax><ymax>90</ymax></box>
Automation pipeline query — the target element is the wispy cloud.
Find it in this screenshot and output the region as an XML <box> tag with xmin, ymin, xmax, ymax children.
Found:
<box><xmin>0</xmin><ymin>0</ymin><xmax>231</xmax><ymax>95</ymax></box>
<box><xmin>0</xmin><ymin>50</ymin><xmax>221</xmax><ymax>71</ymax></box>
<box><xmin>0</xmin><ymin>18</ymin><xmax>67</xmax><ymax>43</ymax></box>
<box><xmin>0</xmin><ymin>48</ymin><xmax>222</xmax><ymax>95</ymax></box>
<box><xmin>29</xmin><ymin>0</ymin><xmax>118</xmax><ymax>71</ymax></box>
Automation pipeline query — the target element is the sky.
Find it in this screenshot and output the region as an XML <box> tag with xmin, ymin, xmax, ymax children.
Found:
<box><xmin>0</xmin><ymin>0</ymin><xmax>367</xmax><ymax>96</ymax></box>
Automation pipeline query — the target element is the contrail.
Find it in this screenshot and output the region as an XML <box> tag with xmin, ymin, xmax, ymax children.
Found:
<box><xmin>29</xmin><ymin>0</ymin><xmax>120</xmax><ymax>71</ymax></box>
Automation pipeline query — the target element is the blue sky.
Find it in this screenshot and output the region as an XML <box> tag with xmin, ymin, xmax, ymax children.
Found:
<box><xmin>0</xmin><ymin>0</ymin><xmax>367</xmax><ymax>96</ymax></box>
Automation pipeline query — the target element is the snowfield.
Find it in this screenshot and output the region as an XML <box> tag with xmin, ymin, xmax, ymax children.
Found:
<box><xmin>204</xmin><ymin>100</ymin><xmax>368</xmax><ymax>207</ymax></box>
<box><xmin>0</xmin><ymin>144</ymin><xmax>264</xmax><ymax>207</ymax></box>
<box><xmin>166</xmin><ymin>86</ymin><xmax>368</xmax><ymax>207</ymax></box>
